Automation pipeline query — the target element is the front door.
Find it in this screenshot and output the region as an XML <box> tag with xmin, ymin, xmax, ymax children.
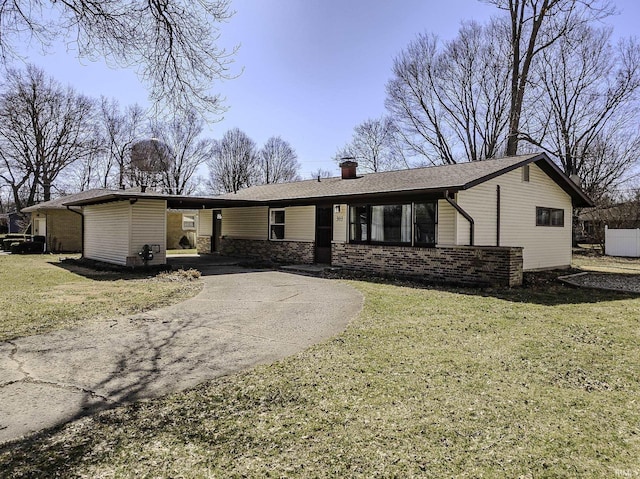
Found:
<box><xmin>212</xmin><ymin>210</ymin><xmax>222</xmax><ymax>253</ymax></box>
<box><xmin>33</xmin><ymin>218</ymin><xmax>46</xmax><ymax>237</ymax></box>
<box><xmin>315</xmin><ymin>206</ymin><xmax>333</xmax><ymax>264</ymax></box>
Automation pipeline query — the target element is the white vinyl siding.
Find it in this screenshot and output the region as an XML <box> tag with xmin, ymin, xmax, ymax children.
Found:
<box><xmin>84</xmin><ymin>201</ymin><xmax>132</xmax><ymax>266</ymax></box>
<box><xmin>284</xmin><ymin>206</ymin><xmax>315</xmax><ymax>241</ymax></box>
<box><xmin>84</xmin><ymin>199</ymin><xmax>166</xmax><ymax>266</ymax></box>
<box><xmin>457</xmin><ymin>164</ymin><xmax>572</xmax><ymax>270</ymax></box>
<box><xmin>221</xmin><ymin>206</ymin><xmax>269</xmax><ymax>239</ymax></box>
<box><xmin>198</xmin><ymin>209</ymin><xmax>213</xmax><ymax>236</ymax></box>
<box><xmin>130</xmin><ymin>199</ymin><xmax>166</xmax><ymax>265</ymax></box>
<box><xmin>437</xmin><ymin>199</ymin><xmax>456</xmax><ymax>245</ymax></box>
<box><xmin>333</xmin><ymin>204</ymin><xmax>348</xmax><ymax>243</ymax></box>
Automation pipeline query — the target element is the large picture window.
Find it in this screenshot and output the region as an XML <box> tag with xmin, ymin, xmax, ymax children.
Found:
<box><xmin>270</xmin><ymin>209</ymin><xmax>285</xmax><ymax>239</ymax></box>
<box><xmin>371</xmin><ymin>204</ymin><xmax>412</xmax><ymax>243</ymax></box>
<box><xmin>349</xmin><ymin>201</ymin><xmax>437</xmax><ymax>246</ymax></box>
<box><xmin>414</xmin><ymin>202</ymin><xmax>437</xmax><ymax>245</ymax></box>
<box><xmin>536</xmin><ymin>207</ymin><xmax>564</xmax><ymax>227</ymax></box>
<box><xmin>349</xmin><ymin>205</ymin><xmax>368</xmax><ymax>242</ymax></box>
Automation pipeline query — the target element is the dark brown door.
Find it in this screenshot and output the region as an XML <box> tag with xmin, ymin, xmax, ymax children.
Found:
<box><xmin>213</xmin><ymin>210</ymin><xmax>222</xmax><ymax>252</ymax></box>
<box><xmin>315</xmin><ymin>206</ymin><xmax>333</xmax><ymax>264</ymax></box>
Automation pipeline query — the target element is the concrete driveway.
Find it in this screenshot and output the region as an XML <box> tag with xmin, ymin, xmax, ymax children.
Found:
<box><xmin>0</xmin><ymin>264</ymin><xmax>362</xmax><ymax>444</ymax></box>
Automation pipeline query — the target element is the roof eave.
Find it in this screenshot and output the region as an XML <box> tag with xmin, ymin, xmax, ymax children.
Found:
<box><xmin>461</xmin><ymin>153</ymin><xmax>594</xmax><ymax>208</ymax></box>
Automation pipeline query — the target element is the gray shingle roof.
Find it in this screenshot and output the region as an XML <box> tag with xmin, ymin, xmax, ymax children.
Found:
<box><xmin>21</xmin><ymin>189</ymin><xmax>114</xmax><ymax>212</ymax></box>
<box><xmin>217</xmin><ymin>153</ymin><xmax>593</xmax><ymax>206</ymax></box>
<box><xmin>53</xmin><ymin>153</ymin><xmax>595</xmax><ymax>208</ymax></box>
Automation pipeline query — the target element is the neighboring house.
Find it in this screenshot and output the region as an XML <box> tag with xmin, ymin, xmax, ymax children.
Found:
<box><xmin>577</xmin><ymin>201</ymin><xmax>640</xmax><ymax>244</ymax></box>
<box><xmin>21</xmin><ymin>189</ymin><xmax>112</xmax><ymax>252</ymax></box>
<box><xmin>0</xmin><ymin>211</ymin><xmax>26</xmax><ymax>234</ymax></box>
<box><xmin>63</xmin><ymin>153</ymin><xmax>593</xmax><ymax>286</ymax></box>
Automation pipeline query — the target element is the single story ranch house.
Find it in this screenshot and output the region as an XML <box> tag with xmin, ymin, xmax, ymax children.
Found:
<box><xmin>63</xmin><ymin>153</ymin><xmax>593</xmax><ymax>287</ymax></box>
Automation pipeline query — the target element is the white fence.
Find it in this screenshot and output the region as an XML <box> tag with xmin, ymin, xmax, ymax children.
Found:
<box><xmin>605</xmin><ymin>226</ymin><xmax>640</xmax><ymax>257</ymax></box>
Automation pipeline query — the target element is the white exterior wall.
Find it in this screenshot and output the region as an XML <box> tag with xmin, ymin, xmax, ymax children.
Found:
<box><xmin>84</xmin><ymin>201</ymin><xmax>132</xmax><ymax>266</ymax></box>
<box><xmin>456</xmin><ymin>164</ymin><xmax>573</xmax><ymax>270</ymax></box>
<box><xmin>437</xmin><ymin>199</ymin><xmax>456</xmax><ymax>245</ymax></box>
<box><xmin>221</xmin><ymin>206</ymin><xmax>269</xmax><ymax>239</ymax></box>
<box><xmin>130</xmin><ymin>199</ymin><xmax>167</xmax><ymax>265</ymax></box>
<box><xmin>84</xmin><ymin>199</ymin><xmax>166</xmax><ymax>266</ymax></box>
<box><xmin>333</xmin><ymin>204</ymin><xmax>348</xmax><ymax>243</ymax></box>
<box><xmin>198</xmin><ymin>209</ymin><xmax>213</xmax><ymax>236</ymax></box>
<box><xmin>284</xmin><ymin>206</ymin><xmax>315</xmax><ymax>241</ymax></box>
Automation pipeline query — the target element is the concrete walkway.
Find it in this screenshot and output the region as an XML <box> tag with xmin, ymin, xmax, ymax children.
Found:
<box><xmin>0</xmin><ymin>265</ymin><xmax>362</xmax><ymax>444</ymax></box>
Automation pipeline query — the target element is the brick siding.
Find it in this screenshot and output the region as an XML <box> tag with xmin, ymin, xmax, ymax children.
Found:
<box><xmin>196</xmin><ymin>236</ymin><xmax>211</xmax><ymax>254</ymax></box>
<box><xmin>332</xmin><ymin>243</ymin><xmax>523</xmax><ymax>287</ymax></box>
<box><xmin>32</xmin><ymin>210</ymin><xmax>82</xmax><ymax>252</ymax></box>
<box><xmin>220</xmin><ymin>238</ymin><xmax>315</xmax><ymax>264</ymax></box>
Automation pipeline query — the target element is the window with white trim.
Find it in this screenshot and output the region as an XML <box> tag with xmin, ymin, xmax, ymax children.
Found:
<box><xmin>182</xmin><ymin>214</ymin><xmax>196</xmax><ymax>230</ymax></box>
<box><xmin>269</xmin><ymin>208</ymin><xmax>285</xmax><ymax>240</ymax></box>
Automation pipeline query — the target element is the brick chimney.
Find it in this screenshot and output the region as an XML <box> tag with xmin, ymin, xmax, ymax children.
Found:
<box><xmin>339</xmin><ymin>158</ymin><xmax>358</xmax><ymax>179</ymax></box>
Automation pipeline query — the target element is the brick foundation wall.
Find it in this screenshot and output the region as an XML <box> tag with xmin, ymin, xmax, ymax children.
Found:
<box><xmin>220</xmin><ymin>238</ymin><xmax>315</xmax><ymax>264</ymax></box>
<box><xmin>332</xmin><ymin>243</ymin><xmax>523</xmax><ymax>287</ymax></box>
<box><xmin>197</xmin><ymin>236</ymin><xmax>211</xmax><ymax>254</ymax></box>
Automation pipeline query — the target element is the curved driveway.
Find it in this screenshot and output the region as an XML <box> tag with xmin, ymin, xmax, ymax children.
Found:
<box><xmin>0</xmin><ymin>265</ymin><xmax>362</xmax><ymax>444</ymax></box>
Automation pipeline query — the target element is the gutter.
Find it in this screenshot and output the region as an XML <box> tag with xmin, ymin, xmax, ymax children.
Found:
<box><xmin>66</xmin><ymin>206</ymin><xmax>84</xmax><ymax>257</ymax></box>
<box><xmin>444</xmin><ymin>190</ymin><xmax>474</xmax><ymax>246</ymax></box>
<box><xmin>496</xmin><ymin>185</ymin><xmax>501</xmax><ymax>246</ymax></box>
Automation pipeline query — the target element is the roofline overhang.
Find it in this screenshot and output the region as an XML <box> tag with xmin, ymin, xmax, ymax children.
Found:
<box><xmin>462</xmin><ymin>153</ymin><xmax>594</xmax><ymax>207</ymax></box>
<box><xmin>60</xmin><ymin>153</ymin><xmax>595</xmax><ymax>210</ymax></box>
<box><xmin>61</xmin><ymin>189</ymin><xmax>459</xmax><ymax>209</ymax></box>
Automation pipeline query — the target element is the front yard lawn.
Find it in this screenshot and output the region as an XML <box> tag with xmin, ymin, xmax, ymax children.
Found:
<box><xmin>0</xmin><ymin>255</ymin><xmax>202</xmax><ymax>341</ymax></box>
<box><xmin>2</xmin><ymin>273</ymin><xmax>639</xmax><ymax>477</ymax></box>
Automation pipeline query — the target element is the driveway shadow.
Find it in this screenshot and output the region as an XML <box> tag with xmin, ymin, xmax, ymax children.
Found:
<box><xmin>0</xmin><ymin>264</ymin><xmax>362</xmax><ymax>452</ymax></box>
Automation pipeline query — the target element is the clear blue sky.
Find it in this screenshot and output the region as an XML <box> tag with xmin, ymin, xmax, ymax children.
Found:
<box><xmin>12</xmin><ymin>0</ymin><xmax>640</xmax><ymax>179</ymax></box>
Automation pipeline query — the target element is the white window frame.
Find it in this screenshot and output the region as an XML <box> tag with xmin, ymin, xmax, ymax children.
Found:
<box><xmin>269</xmin><ymin>208</ymin><xmax>286</xmax><ymax>240</ymax></box>
<box><xmin>182</xmin><ymin>213</ymin><xmax>196</xmax><ymax>230</ymax></box>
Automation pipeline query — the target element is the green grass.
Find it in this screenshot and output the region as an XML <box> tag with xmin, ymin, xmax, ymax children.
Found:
<box><xmin>2</xmin><ymin>277</ymin><xmax>639</xmax><ymax>478</ymax></box>
<box><xmin>0</xmin><ymin>254</ymin><xmax>202</xmax><ymax>341</ymax></box>
<box><xmin>573</xmin><ymin>251</ymin><xmax>640</xmax><ymax>274</ymax></box>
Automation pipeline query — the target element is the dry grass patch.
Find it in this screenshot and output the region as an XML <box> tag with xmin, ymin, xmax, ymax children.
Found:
<box><xmin>0</xmin><ymin>255</ymin><xmax>202</xmax><ymax>341</ymax></box>
<box><xmin>2</xmin><ymin>278</ymin><xmax>639</xmax><ymax>478</ymax></box>
<box><xmin>573</xmin><ymin>249</ymin><xmax>640</xmax><ymax>274</ymax></box>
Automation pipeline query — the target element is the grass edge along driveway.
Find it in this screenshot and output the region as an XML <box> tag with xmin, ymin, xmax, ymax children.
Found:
<box><xmin>2</xmin><ymin>276</ymin><xmax>639</xmax><ymax>478</ymax></box>
<box><xmin>0</xmin><ymin>255</ymin><xmax>202</xmax><ymax>341</ymax></box>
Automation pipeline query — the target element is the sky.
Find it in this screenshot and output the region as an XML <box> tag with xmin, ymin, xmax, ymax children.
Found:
<box><xmin>11</xmin><ymin>0</ymin><xmax>640</xmax><ymax>179</ymax></box>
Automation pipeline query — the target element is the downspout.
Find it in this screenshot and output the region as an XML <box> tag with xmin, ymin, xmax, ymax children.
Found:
<box><xmin>444</xmin><ymin>190</ymin><xmax>474</xmax><ymax>246</ymax></box>
<box><xmin>67</xmin><ymin>206</ymin><xmax>84</xmax><ymax>257</ymax></box>
<box><xmin>496</xmin><ymin>185</ymin><xmax>501</xmax><ymax>246</ymax></box>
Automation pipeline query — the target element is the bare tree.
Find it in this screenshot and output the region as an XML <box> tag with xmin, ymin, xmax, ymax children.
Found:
<box><xmin>99</xmin><ymin>99</ymin><xmax>147</xmax><ymax>189</ymax></box>
<box><xmin>522</xmin><ymin>25</ymin><xmax>640</xmax><ymax>199</ymax></box>
<box><xmin>207</xmin><ymin>128</ymin><xmax>258</xmax><ymax>193</ymax></box>
<box><xmin>482</xmin><ymin>0</ymin><xmax>615</xmax><ymax>155</ymax></box>
<box><xmin>335</xmin><ymin>116</ymin><xmax>408</xmax><ymax>172</ymax></box>
<box><xmin>0</xmin><ymin>64</ymin><xmax>96</xmax><ymax>210</ymax></box>
<box><xmin>309</xmin><ymin>168</ymin><xmax>333</xmax><ymax>180</ymax></box>
<box><xmin>150</xmin><ymin>111</ymin><xmax>213</xmax><ymax>195</ymax></box>
<box><xmin>258</xmin><ymin>136</ymin><xmax>301</xmax><ymax>184</ymax></box>
<box><xmin>128</xmin><ymin>138</ymin><xmax>171</xmax><ymax>189</ymax></box>
<box><xmin>386</xmin><ymin>20</ymin><xmax>511</xmax><ymax>165</ymax></box>
<box><xmin>0</xmin><ymin>0</ymin><xmax>236</xmax><ymax>115</ymax></box>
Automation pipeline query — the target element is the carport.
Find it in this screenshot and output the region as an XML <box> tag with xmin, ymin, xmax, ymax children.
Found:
<box><xmin>63</xmin><ymin>191</ymin><xmax>256</xmax><ymax>267</ymax></box>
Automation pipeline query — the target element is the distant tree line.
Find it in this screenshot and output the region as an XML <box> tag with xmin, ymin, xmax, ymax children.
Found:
<box><xmin>338</xmin><ymin>0</ymin><xmax>640</xmax><ymax>203</ymax></box>
<box><xmin>0</xmin><ymin>65</ymin><xmax>301</xmax><ymax>212</ymax></box>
